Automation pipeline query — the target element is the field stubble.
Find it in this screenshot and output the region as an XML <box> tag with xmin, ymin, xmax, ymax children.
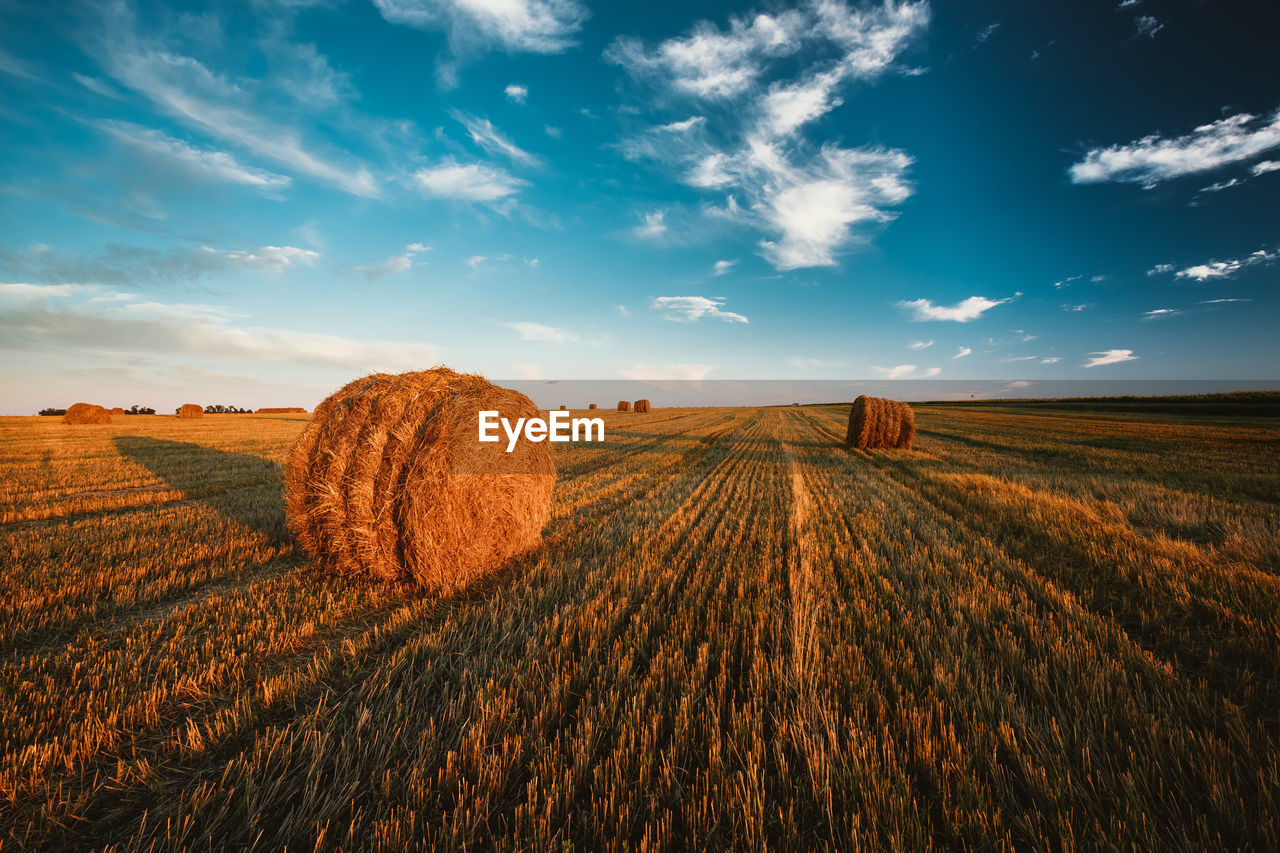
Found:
<box><xmin>0</xmin><ymin>404</ymin><xmax>1277</xmax><ymax>850</ymax></box>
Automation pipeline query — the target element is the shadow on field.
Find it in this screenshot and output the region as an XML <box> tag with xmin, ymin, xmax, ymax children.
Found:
<box><xmin>113</xmin><ymin>436</ymin><xmax>287</xmax><ymax>541</ymax></box>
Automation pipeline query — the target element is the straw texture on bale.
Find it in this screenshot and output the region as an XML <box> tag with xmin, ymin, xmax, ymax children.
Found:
<box><xmin>63</xmin><ymin>403</ymin><xmax>112</xmax><ymax>425</ymax></box>
<box><xmin>845</xmin><ymin>395</ymin><xmax>915</xmax><ymax>449</ymax></box>
<box><xmin>109</xmin><ymin>407</ymin><xmax>125</xmax><ymax>415</ymax></box>
<box><xmin>617</xmin><ymin>401</ymin><xmax>631</xmax><ymax>412</ymax></box>
<box><xmin>285</xmin><ymin>368</ymin><xmax>555</xmax><ymax>592</ymax></box>
<box><xmin>178</xmin><ymin>404</ymin><xmax>204</xmax><ymax>419</ymax></box>
<box><xmin>257</xmin><ymin>407</ymin><xmax>308</xmax><ymax>414</ymax></box>
<box><xmin>633</xmin><ymin>399</ymin><xmax>651</xmax><ymax>413</ymax></box>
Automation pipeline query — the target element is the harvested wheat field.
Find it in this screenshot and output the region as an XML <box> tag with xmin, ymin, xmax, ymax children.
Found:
<box><xmin>1</xmin><ymin>400</ymin><xmax>1279</xmax><ymax>850</ymax></box>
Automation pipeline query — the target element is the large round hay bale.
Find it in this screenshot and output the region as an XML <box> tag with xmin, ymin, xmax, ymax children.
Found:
<box><xmin>617</xmin><ymin>401</ymin><xmax>631</xmax><ymax>412</ymax></box>
<box><xmin>846</xmin><ymin>396</ymin><xmax>914</xmax><ymax>449</ymax></box>
<box><xmin>178</xmin><ymin>404</ymin><xmax>204</xmax><ymax>418</ymax></box>
<box><xmin>109</xmin><ymin>407</ymin><xmax>125</xmax><ymax>416</ymax></box>
<box><xmin>633</xmin><ymin>399</ymin><xmax>651</xmax><ymax>413</ymax></box>
<box><xmin>63</xmin><ymin>403</ymin><xmax>112</xmax><ymax>425</ymax></box>
<box><xmin>285</xmin><ymin>368</ymin><xmax>555</xmax><ymax>592</ymax></box>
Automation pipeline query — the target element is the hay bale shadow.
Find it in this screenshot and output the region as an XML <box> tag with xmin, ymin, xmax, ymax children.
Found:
<box><xmin>113</xmin><ymin>436</ymin><xmax>286</xmax><ymax>541</ymax></box>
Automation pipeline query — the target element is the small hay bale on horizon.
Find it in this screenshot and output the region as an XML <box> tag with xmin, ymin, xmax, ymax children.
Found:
<box><xmin>178</xmin><ymin>404</ymin><xmax>204</xmax><ymax>419</ymax></box>
<box><xmin>559</xmin><ymin>405</ymin><xmax>567</xmax><ymax>410</ymax></box>
<box><xmin>617</xmin><ymin>401</ymin><xmax>631</xmax><ymax>412</ymax></box>
<box><xmin>633</xmin><ymin>399</ymin><xmax>651</xmax><ymax>413</ymax></box>
<box><xmin>109</xmin><ymin>407</ymin><xmax>125</xmax><ymax>416</ymax></box>
<box><xmin>63</xmin><ymin>403</ymin><xmax>112</xmax><ymax>425</ymax></box>
<box><xmin>588</xmin><ymin>403</ymin><xmax>597</xmax><ymax>409</ymax></box>
<box><xmin>845</xmin><ymin>395</ymin><xmax>915</xmax><ymax>450</ymax></box>
<box><xmin>285</xmin><ymin>368</ymin><xmax>555</xmax><ymax>593</ymax></box>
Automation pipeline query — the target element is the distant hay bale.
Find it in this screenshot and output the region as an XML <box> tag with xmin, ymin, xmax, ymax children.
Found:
<box><xmin>633</xmin><ymin>399</ymin><xmax>650</xmax><ymax>413</ymax></box>
<box><xmin>178</xmin><ymin>404</ymin><xmax>204</xmax><ymax>418</ymax></box>
<box><xmin>285</xmin><ymin>368</ymin><xmax>555</xmax><ymax>592</ymax></box>
<box><xmin>256</xmin><ymin>407</ymin><xmax>308</xmax><ymax>414</ymax></box>
<box><xmin>63</xmin><ymin>403</ymin><xmax>112</xmax><ymax>425</ymax></box>
<box><xmin>588</xmin><ymin>403</ymin><xmax>597</xmax><ymax>409</ymax></box>
<box><xmin>845</xmin><ymin>396</ymin><xmax>915</xmax><ymax>450</ymax></box>
<box><xmin>109</xmin><ymin>407</ymin><xmax>125</xmax><ymax>416</ymax></box>
<box><xmin>559</xmin><ymin>405</ymin><xmax>567</xmax><ymax>410</ymax></box>
<box><xmin>617</xmin><ymin>401</ymin><xmax>631</xmax><ymax>412</ymax></box>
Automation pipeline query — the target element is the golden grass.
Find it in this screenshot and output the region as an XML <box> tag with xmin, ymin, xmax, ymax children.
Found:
<box><xmin>0</xmin><ymin>402</ymin><xmax>1277</xmax><ymax>849</ymax></box>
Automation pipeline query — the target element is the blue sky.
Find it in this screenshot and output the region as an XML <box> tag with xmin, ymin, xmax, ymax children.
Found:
<box><xmin>1</xmin><ymin>0</ymin><xmax>1277</xmax><ymax>412</ymax></box>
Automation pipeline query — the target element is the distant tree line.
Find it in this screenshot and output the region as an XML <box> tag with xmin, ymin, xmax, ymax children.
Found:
<box><xmin>203</xmin><ymin>405</ymin><xmax>252</xmax><ymax>414</ymax></box>
<box><xmin>39</xmin><ymin>405</ymin><xmax>156</xmax><ymax>415</ymax></box>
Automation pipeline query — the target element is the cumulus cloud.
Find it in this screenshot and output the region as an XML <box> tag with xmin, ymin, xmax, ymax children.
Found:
<box><xmin>899</xmin><ymin>295</ymin><xmax>1014</xmax><ymax>322</ymax></box>
<box><xmin>372</xmin><ymin>0</ymin><xmax>587</xmax><ymax>54</ymax></box>
<box><xmin>505</xmin><ymin>83</ymin><xmax>528</xmax><ymax>103</ymax></box>
<box><xmin>651</xmin><ymin>295</ymin><xmax>748</xmax><ymax>323</ymax></box>
<box><xmin>0</xmin><ymin>281</ymin><xmax>440</xmax><ymax>372</ymax></box>
<box><xmin>617</xmin><ymin>362</ymin><xmax>716</xmax><ymax>380</ymax></box>
<box><xmin>607</xmin><ymin>1</ymin><xmax>928</xmax><ymax>270</ymax></box>
<box><xmin>504</xmin><ymin>321</ymin><xmax>579</xmax><ymax>343</ymax></box>
<box><xmin>1084</xmin><ymin>349</ymin><xmax>1138</xmax><ymax>368</ymax></box>
<box><xmin>415</xmin><ymin>162</ymin><xmax>527</xmax><ymax>201</ymax></box>
<box><xmin>1070</xmin><ymin>108</ymin><xmax>1280</xmax><ymax>187</ymax></box>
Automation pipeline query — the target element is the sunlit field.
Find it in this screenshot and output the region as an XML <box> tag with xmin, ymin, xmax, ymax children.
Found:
<box><xmin>2</xmin><ymin>403</ymin><xmax>1278</xmax><ymax>850</ymax></box>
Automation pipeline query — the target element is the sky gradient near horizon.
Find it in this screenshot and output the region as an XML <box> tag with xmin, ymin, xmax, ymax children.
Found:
<box><xmin>1</xmin><ymin>0</ymin><xmax>1277</xmax><ymax>413</ymax></box>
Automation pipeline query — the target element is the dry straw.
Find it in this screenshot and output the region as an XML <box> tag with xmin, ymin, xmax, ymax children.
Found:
<box><xmin>845</xmin><ymin>395</ymin><xmax>915</xmax><ymax>449</ymax></box>
<box><xmin>257</xmin><ymin>407</ymin><xmax>308</xmax><ymax>414</ymax></box>
<box><xmin>178</xmin><ymin>404</ymin><xmax>204</xmax><ymax>419</ymax></box>
<box><xmin>633</xmin><ymin>399</ymin><xmax>651</xmax><ymax>413</ymax></box>
<box><xmin>617</xmin><ymin>401</ymin><xmax>631</xmax><ymax>412</ymax></box>
<box><xmin>63</xmin><ymin>403</ymin><xmax>111</xmax><ymax>425</ymax></box>
<box><xmin>285</xmin><ymin>367</ymin><xmax>555</xmax><ymax>592</ymax></box>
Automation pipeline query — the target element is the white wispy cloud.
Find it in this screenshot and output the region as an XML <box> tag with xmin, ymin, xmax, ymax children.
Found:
<box><xmin>354</xmin><ymin>243</ymin><xmax>429</xmax><ymax>279</ymax></box>
<box><xmin>0</xmin><ymin>242</ymin><xmax>316</xmax><ymax>284</ymax></box>
<box><xmin>1201</xmin><ymin>298</ymin><xmax>1251</xmax><ymax>304</ymax></box>
<box><xmin>1084</xmin><ymin>349</ymin><xmax>1138</xmax><ymax>368</ymax></box>
<box><xmin>607</xmin><ymin>2</ymin><xmax>928</xmax><ymax>271</ymax></box>
<box><xmin>1151</xmin><ymin>247</ymin><xmax>1278</xmax><ymax>281</ymax></box>
<box><xmin>711</xmin><ymin>259</ymin><xmax>738</xmax><ymax>276</ymax></box>
<box><xmin>907</xmin><ymin>339</ymin><xmax>933</xmax><ymax>350</ymax></box>
<box><xmin>1062</xmin><ymin>303</ymin><xmax>1090</xmax><ymax>312</ymax></box>
<box><xmin>0</xmin><ymin>282</ymin><xmax>439</xmax><ymax>372</ymax></box>
<box><xmin>651</xmin><ymin>295</ymin><xmax>748</xmax><ymax>323</ymax></box>
<box><xmin>415</xmin><ymin>162</ymin><xmax>527</xmax><ymax>201</ymax></box>
<box><xmin>1253</xmin><ymin>160</ymin><xmax>1280</xmax><ymax>176</ymax></box>
<box><xmin>1070</xmin><ymin>108</ymin><xmax>1280</xmax><ymax>187</ymax></box>
<box><xmin>452</xmin><ymin>110</ymin><xmax>543</xmax><ymax>167</ymax></box>
<box><xmin>976</xmin><ymin>22</ymin><xmax>1000</xmax><ymax>43</ymax></box>
<box><xmin>216</xmin><ymin>245</ymin><xmax>319</xmax><ymax>273</ymax></box>
<box><xmin>371</xmin><ymin>0</ymin><xmax>587</xmax><ymax>54</ymax></box>
<box><xmin>873</xmin><ymin>364</ymin><xmax>917</xmax><ymax>379</ymax></box>
<box><xmin>1117</xmin><ymin>0</ymin><xmax>1141</xmax><ymax>7</ymax></box>
<box><xmin>504</xmin><ymin>83</ymin><xmax>528</xmax><ymax>103</ymax></box>
<box><xmin>99</xmin><ymin>121</ymin><xmax>291</xmax><ymax>194</ymax></box>
<box><xmin>920</xmin><ymin>367</ymin><xmax>942</xmax><ymax>377</ymax></box>
<box><xmin>1054</xmin><ymin>274</ymin><xmax>1082</xmax><ymax>289</ymax></box>
<box><xmin>617</xmin><ymin>362</ymin><xmax>716</xmax><ymax>380</ymax></box>
<box><xmin>899</xmin><ymin>295</ymin><xmax>1014</xmax><ymax>322</ymax></box>
<box><xmin>73</xmin><ymin>72</ymin><xmax>123</xmax><ymax>98</ymax></box>
<box><xmin>504</xmin><ymin>321</ymin><xmax>579</xmax><ymax>343</ymax></box>
<box><xmin>1134</xmin><ymin>15</ymin><xmax>1163</xmax><ymax>38</ymax></box>
<box><xmin>1142</xmin><ymin>308</ymin><xmax>1180</xmax><ymax>320</ymax></box>
<box><xmin>632</xmin><ymin>210</ymin><xmax>668</xmax><ymax>240</ymax></box>
<box><xmin>91</xmin><ymin>12</ymin><xmax>380</xmax><ymax>198</ymax></box>
<box><xmin>1041</xmin><ymin>356</ymin><xmax>1062</xmax><ymax>364</ymax></box>
<box><xmin>953</xmin><ymin>346</ymin><xmax>972</xmax><ymax>359</ymax></box>
<box><xmin>0</xmin><ymin>48</ymin><xmax>42</xmax><ymax>83</ymax></box>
